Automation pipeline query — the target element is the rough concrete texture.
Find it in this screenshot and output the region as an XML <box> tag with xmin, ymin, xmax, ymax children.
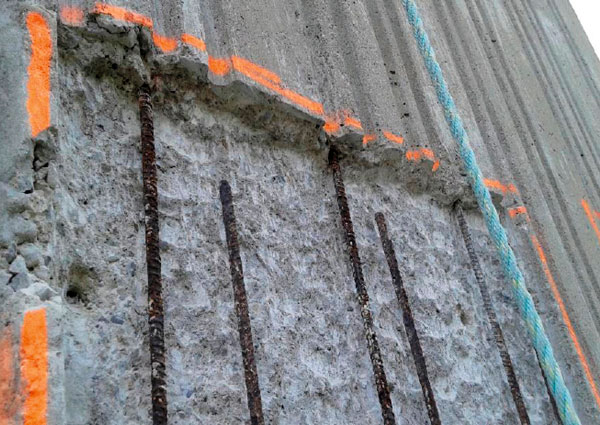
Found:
<box><xmin>2</xmin><ymin>0</ymin><xmax>600</xmax><ymax>424</ymax></box>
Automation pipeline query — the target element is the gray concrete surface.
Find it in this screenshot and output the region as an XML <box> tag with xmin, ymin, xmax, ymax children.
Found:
<box><xmin>2</xmin><ymin>0</ymin><xmax>600</xmax><ymax>423</ymax></box>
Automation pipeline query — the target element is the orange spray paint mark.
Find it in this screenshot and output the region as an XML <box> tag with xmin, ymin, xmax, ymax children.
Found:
<box><xmin>0</xmin><ymin>327</ymin><xmax>16</xmax><ymax>425</ymax></box>
<box><xmin>483</xmin><ymin>178</ymin><xmax>519</xmax><ymax>195</ymax></box>
<box><xmin>406</xmin><ymin>148</ymin><xmax>439</xmax><ymax>172</ymax></box>
<box><xmin>530</xmin><ymin>234</ymin><xmax>600</xmax><ymax>410</ymax></box>
<box><xmin>59</xmin><ymin>6</ymin><xmax>84</xmax><ymax>26</ymax></box>
<box><xmin>362</xmin><ymin>134</ymin><xmax>376</xmax><ymax>145</ymax></box>
<box><xmin>383</xmin><ymin>131</ymin><xmax>404</xmax><ymax>145</ymax></box>
<box><xmin>508</xmin><ymin>206</ymin><xmax>528</xmax><ymax>219</ymax></box>
<box><xmin>231</xmin><ymin>56</ymin><xmax>281</xmax><ymax>85</ymax></box>
<box><xmin>208</xmin><ymin>56</ymin><xmax>231</xmax><ymax>76</ymax></box>
<box><xmin>280</xmin><ymin>88</ymin><xmax>324</xmax><ymax>116</ymax></box>
<box><xmin>581</xmin><ymin>199</ymin><xmax>600</xmax><ymax>247</ymax></box>
<box><xmin>93</xmin><ymin>3</ymin><xmax>153</xmax><ymax>28</ymax></box>
<box><xmin>343</xmin><ymin>115</ymin><xmax>362</xmax><ymax>130</ymax></box>
<box><xmin>26</xmin><ymin>12</ymin><xmax>52</xmax><ymax>138</ymax></box>
<box><xmin>324</xmin><ymin>120</ymin><xmax>340</xmax><ymax>134</ymax></box>
<box><xmin>152</xmin><ymin>32</ymin><xmax>177</xmax><ymax>53</ymax></box>
<box><xmin>181</xmin><ymin>33</ymin><xmax>206</xmax><ymax>52</ymax></box>
<box><xmin>20</xmin><ymin>309</ymin><xmax>48</xmax><ymax>425</ymax></box>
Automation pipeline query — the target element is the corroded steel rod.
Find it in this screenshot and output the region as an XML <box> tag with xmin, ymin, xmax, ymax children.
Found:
<box><xmin>375</xmin><ymin>212</ymin><xmax>442</xmax><ymax>425</ymax></box>
<box><xmin>329</xmin><ymin>147</ymin><xmax>396</xmax><ymax>425</ymax></box>
<box><xmin>219</xmin><ymin>180</ymin><xmax>265</xmax><ymax>425</ymax></box>
<box><xmin>455</xmin><ymin>202</ymin><xmax>530</xmax><ymax>425</ymax></box>
<box><xmin>139</xmin><ymin>83</ymin><xmax>168</xmax><ymax>425</ymax></box>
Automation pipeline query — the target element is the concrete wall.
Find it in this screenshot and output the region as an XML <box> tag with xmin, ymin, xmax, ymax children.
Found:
<box><xmin>1</xmin><ymin>0</ymin><xmax>600</xmax><ymax>423</ymax></box>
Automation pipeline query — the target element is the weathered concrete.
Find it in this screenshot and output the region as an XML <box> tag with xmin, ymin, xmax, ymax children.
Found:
<box><xmin>2</xmin><ymin>0</ymin><xmax>600</xmax><ymax>424</ymax></box>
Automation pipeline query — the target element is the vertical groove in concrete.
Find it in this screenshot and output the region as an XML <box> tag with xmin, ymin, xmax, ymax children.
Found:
<box><xmin>328</xmin><ymin>147</ymin><xmax>396</xmax><ymax>425</ymax></box>
<box><xmin>219</xmin><ymin>180</ymin><xmax>265</xmax><ymax>425</ymax></box>
<box><xmin>375</xmin><ymin>212</ymin><xmax>442</xmax><ymax>425</ymax></box>
<box><xmin>138</xmin><ymin>84</ymin><xmax>168</xmax><ymax>425</ymax></box>
<box><xmin>455</xmin><ymin>203</ymin><xmax>530</xmax><ymax>425</ymax></box>
<box><xmin>465</xmin><ymin>0</ymin><xmax>600</xmax><ymax>335</ymax></box>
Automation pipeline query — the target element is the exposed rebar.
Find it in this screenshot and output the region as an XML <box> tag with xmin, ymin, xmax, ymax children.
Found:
<box><xmin>139</xmin><ymin>83</ymin><xmax>168</xmax><ymax>425</ymax></box>
<box><xmin>219</xmin><ymin>180</ymin><xmax>265</xmax><ymax>425</ymax></box>
<box><xmin>329</xmin><ymin>146</ymin><xmax>396</xmax><ymax>425</ymax></box>
<box><xmin>455</xmin><ymin>201</ymin><xmax>530</xmax><ymax>425</ymax></box>
<box><xmin>375</xmin><ymin>212</ymin><xmax>442</xmax><ymax>425</ymax></box>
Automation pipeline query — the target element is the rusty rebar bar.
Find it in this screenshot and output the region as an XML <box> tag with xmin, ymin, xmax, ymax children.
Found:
<box><xmin>328</xmin><ymin>147</ymin><xmax>396</xmax><ymax>425</ymax></box>
<box><xmin>375</xmin><ymin>212</ymin><xmax>442</xmax><ymax>425</ymax></box>
<box><xmin>454</xmin><ymin>202</ymin><xmax>530</xmax><ymax>425</ymax></box>
<box><xmin>139</xmin><ymin>83</ymin><xmax>168</xmax><ymax>425</ymax></box>
<box><xmin>219</xmin><ymin>180</ymin><xmax>265</xmax><ymax>425</ymax></box>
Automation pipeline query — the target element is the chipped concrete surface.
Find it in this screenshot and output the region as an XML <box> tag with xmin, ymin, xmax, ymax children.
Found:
<box><xmin>2</xmin><ymin>0</ymin><xmax>600</xmax><ymax>424</ymax></box>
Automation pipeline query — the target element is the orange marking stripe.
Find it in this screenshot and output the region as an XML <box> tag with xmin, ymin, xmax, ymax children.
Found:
<box><xmin>406</xmin><ymin>148</ymin><xmax>439</xmax><ymax>172</ymax></box>
<box><xmin>279</xmin><ymin>88</ymin><xmax>324</xmax><ymax>116</ymax></box>
<box><xmin>0</xmin><ymin>327</ymin><xmax>16</xmax><ymax>425</ymax></box>
<box><xmin>324</xmin><ymin>120</ymin><xmax>340</xmax><ymax>134</ymax></box>
<box><xmin>530</xmin><ymin>234</ymin><xmax>600</xmax><ymax>410</ymax></box>
<box><xmin>509</xmin><ymin>206</ymin><xmax>528</xmax><ymax>219</ymax></box>
<box><xmin>362</xmin><ymin>134</ymin><xmax>376</xmax><ymax>145</ymax></box>
<box><xmin>581</xmin><ymin>199</ymin><xmax>600</xmax><ymax>247</ymax></box>
<box><xmin>181</xmin><ymin>33</ymin><xmax>206</xmax><ymax>52</ymax></box>
<box><xmin>231</xmin><ymin>56</ymin><xmax>281</xmax><ymax>85</ymax></box>
<box><xmin>432</xmin><ymin>160</ymin><xmax>440</xmax><ymax>172</ymax></box>
<box><xmin>383</xmin><ymin>131</ymin><xmax>404</xmax><ymax>145</ymax></box>
<box><xmin>59</xmin><ymin>6</ymin><xmax>84</xmax><ymax>26</ymax></box>
<box><xmin>152</xmin><ymin>32</ymin><xmax>177</xmax><ymax>52</ymax></box>
<box><xmin>26</xmin><ymin>12</ymin><xmax>52</xmax><ymax>138</ymax></box>
<box><xmin>208</xmin><ymin>56</ymin><xmax>231</xmax><ymax>76</ymax></box>
<box><xmin>93</xmin><ymin>3</ymin><xmax>153</xmax><ymax>28</ymax></box>
<box><xmin>344</xmin><ymin>115</ymin><xmax>362</xmax><ymax>130</ymax></box>
<box><xmin>484</xmin><ymin>178</ymin><xmax>519</xmax><ymax>195</ymax></box>
<box><xmin>20</xmin><ymin>309</ymin><xmax>48</xmax><ymax>425</ymax></box>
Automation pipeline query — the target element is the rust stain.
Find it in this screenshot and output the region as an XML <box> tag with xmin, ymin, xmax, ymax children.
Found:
<box><xmin>530</xmin><ymin>234</ymin><xmax>600</xmax><ymax>411</ymax></box>
<box><xmin>383</xmin><ymin>131</ymin><xmax>404</xmax><ymax>145</ymax></box>
<box><xmin>26</xmin><ymin>12</ymin><xmax>52</xmax><ymax>138</ymax></box>
<box><xmin>20</xmin><ymin>309</ymin><xmax>48</xmax><ymax>425</ymax></box>
<box><xmin>181</xmin><ymin>33</ymin><xmax>206</xmax><ymax>52</ymax></box>
<box><xmin>93</xmin><ymin>3</ymin><xmax>153</xmax><ymax>28</ymax></box>
<box><xmin>208</xmin><ymin>56</ymin><xmax>232</xmax><ymax>76</ymax></box>
<box><xmin>59</xmin><ymin>6</ymin><xmax>84</xmax><ymax>26</ymax></box>
<box><xmin>362</xmin><ymin>134</ymin><xmax>376</xmax><ymax>145</ymax></box>
<box><xmin>152</xmin><ymin>33</ymin><xmax>177</xmax><ymax>53</ymax></box>
<box><xmin>0</xmin><ymin>327</ymin><xmax>16</xmax><ymax>425</ymax></box>
<box><xmin>581</xmin><ymin>199</ymin><xmax>600</xmax><ymax>247</ymax></box>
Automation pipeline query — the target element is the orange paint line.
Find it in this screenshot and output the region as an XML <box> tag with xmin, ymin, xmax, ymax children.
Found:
<box><xmin>530</xmin><ymin>234</ymin><xmax>600</xmax><ymax>410</ymax></box>
<box><xmin>181</xmin><ymin>33</ymin><xmax>206</xmax><ymax>52</ymax></box>
<box><xmin>343</xmin><ymin>115</ymin><xmax>362</xmax><ymax>130</ymax></box>
<box><xmin>324</xmin><ymin>120</ymin><xmax>340</xmax><ymax>134</ymax></box>
<box><xmin>581</xmin><ymin>199</ymin><xmax>600</xmax><ymax>247</ymax></box>
<box><xmin>20</xmin><ymin>309</ymin><xmax>48</xmax><ymax>425</ymax></box>
<box><xmin>280</xmin><ymin>88</ymin><xmax>324</xmax><ymax>116</ymax></box>
<box><xmin>231</xmin><ymin>55</ymin><xmax>281</xmax><ymax>85</ymax></box>
<box><xmin>406</xmin><ymin>148</ymin><xmax>440</xmax><ymax>172</ymax></box>
<box><xmin>152</xmin><ymin>32</ymin><xmax>177</xmax><ymax>53</ymax></box>
<box><xmin>595</xmin><ymin>211</ymin><xmax>600</xmax><ymax>220</ymax></box>
<box><xmin>208</xmin><ymin>56</ymin><xmax>231</xmax><ymax>76</ymax></box>
<box><xmin>26</xmin><ymin>12</ymin><xmax>52</xmax><ymax>138</ymax></box>
<box><xmin>432</xmin><ymin>160</ymin><xmax>440</xmax><ymax>172</ymax></box>
<box><xmin>0</xmin><ymin>327</ymin><xmax>16</xmax><ymax>425</ymax></box>
<box><xmin>93</xmin><ymin>3</ymin><xmax>153</xmax><ymax>28</ymax></box>
<box><xmin>362</xmin><ymin>134</ymin><xmax>376</xmax><ymax>145</ymax></box>
<box><xmin>59</xmin><ymin>6</ymin><xmax>84</xmax><ymax>26</ymax></box>
<box><xmin>484</xmin><ymin>178</ymin><xmax>519</xmax><ymax>195</ymax></box>
<box><xmin>383</xmin><ymin>131</ymin><xmax>404</xmax><ymax>145</ymax></box>
<box><xmin>508</xmin><ymin>206</ymin><xmax>528</xmax><ymax>219</ymax></box>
